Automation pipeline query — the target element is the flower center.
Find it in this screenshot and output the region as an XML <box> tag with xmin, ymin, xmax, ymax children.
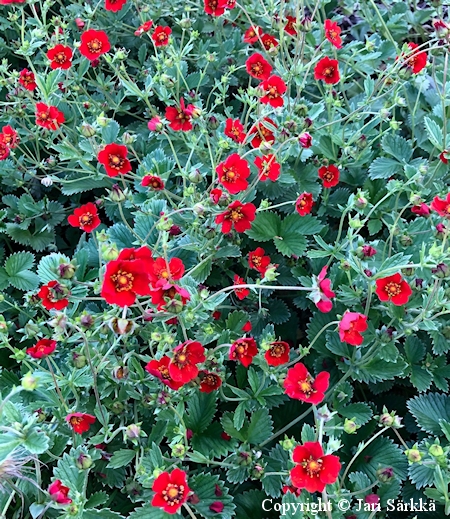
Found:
<box><xmin>108</xmin><ymin>154</ymin><xmax>125</xmax><ymax>170</ymax></box>
<box><xmin>324</xmin><ymin>67</ymin><xmax>334</xmax><ymax>77</ymax></box>
<box><xmin>270</xmin><ymin>343</ymin><xmax>285</xmax><ymax>357</ymax></box>
<box><xmin>158</xmin><ymin>365</ymin><xmax>171</xmax><ymax>380</ymax></box>
<box><xmin>252</xmin><ymin>63</ymin><xmax>262</xmax><ymax>75</ymax></box>
<box><xmin>328</xmin><ymin>29</ymin><xmax>338</xmax><ymax>40</ymax></box>
<box><xmin>298</xmin><ymin>375</ymin><xmax>315</xmax><ymax>396</ymax></box>
<box><xmin>55</xmin><ymin>52</ymin><xmax>66</xmax><ymax>63</ymax></box>
<box><xmin>323</xmin><ymin>170</ymin><xmax>335</xmax><ymax>182</ymax></box>
<box><xmin>88</xmin><ymin>39</ymin><xmax>102</xmax><ymax>53</ymax></box>
<box><xmin>158</xmin><ymin>32</ymin><xmax>168</xmax><ymax>42</ymax></box>
<box><xmin>221</xmin><ymin>167</ymin><xmax>237</xmax><ymax>183</ymax></box>
<box><xmin>79</xmin><ymin>213</ymin><xmax>93</xmax><ymax>226</ymax></box>
<box><xmin>70</xmin><ymin>416</ymin><xmax>82</xmax><ymax>426</ymax></box>
<box><xmin>111</xmin><ymin>270</ymin><xmax>134</xmax><ymax>292</ymax></box>
<box><xmin>228</xmin><ymin>208</ymin><xmax>243</xmax><ymax>222</ymax></box>
<box><xmin>252</xmin><ymin>256</ymin><xmax>262</xmax><ymax>266</ymax></box>
<box><xmin>39</xmin><ymin>112</ymin><xmax>49</xmax><ymax>120</ymax></box>
<box><xmin>163</xmin><ymin>484</ymin><xmax>184</xmax><ymax>505</ymax></box>
<box><xmin>446</xmin><ymin>204</ymin><xmax>450</xmax><ymax>214</ymax></box>
<box><xmin>385</xmin><ymin>282</ymin><xmax>401</xmax><ymax>297</ymax></box>
<box><xmin>204</xmin><ymin>374</ymin><xmax>217</xmax><ymax>386</ymax></box>
<box><xmin>173</xmin><ymin>350</ymin><xmax>188</xmax><ymax>368</ymax></box>
<box><xmin>302</xmin><ymin>456</ymin><xmax>323</xmax><ymax>477</ymax></box>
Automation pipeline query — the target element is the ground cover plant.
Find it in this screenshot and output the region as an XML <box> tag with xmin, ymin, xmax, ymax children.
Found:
<box><xmin>0</xmin><ymin>0</ymin><xmax>450</xmax><ymax>517</ymax></box>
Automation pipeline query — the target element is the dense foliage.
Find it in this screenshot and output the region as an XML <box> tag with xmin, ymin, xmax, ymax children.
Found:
<box><xmin>0</xmin><ymin>0</ymin><xmax>450</xmax><ymax>518</ymax></box>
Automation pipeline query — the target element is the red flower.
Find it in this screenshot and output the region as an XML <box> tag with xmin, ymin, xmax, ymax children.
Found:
<box><xmin>284</xmin><ymin>363</ymin><xmax>329</xmax><ymax>403</ymax></box>
<box><xmin>254</xmin><ymin>154</ymin><xmax>281</xmax><ymax>182</ymax></box>
<box><xmin>431</xmin><ymin>193</ymin><xmax>450</xmax><ymax>217</ymax></box>
<box><xmin>242</xmin><ymin>321</ymin><xmax>252</xmax><ymax>332</ymax></box>
<box><xmin>314</xmin><ymin>57</ymin><xmax>340</xmax><ymax>84</ymax></box>
<box><xmin>299</xmin><ymin>132</ymin><xmax>313</xmax><ymax>149</ymax></box>
<box><xmin>362</xmin><ymin>245</ymin><xmax>377</xmax><ymax>257</ymax></box>
<box><xmin>27</xmin><ymin>339</ymin><xmax>57</xmax><ymax>359</ymax></box>
<box><xmin>166</xmin><ymin>98</ymin><xmax>196</xmax><ymax>132</ymax></box>
<box><xmin>290</xmin><ymin>442</ymin><xmax>341</xmax><ymax>493</ymax></box>
<box><xmin>411</xmin><ymin>203</ymin><xmax>430</xmax><ymax>216</ymax></box>
<box><xmin>248</xmin><ymin>247</ymin><xmax>271</xmax><ymax>274</ymax></box>
<box><xmin>48</xmin><ymin>480</ymin><xmax>72</xmax><ymax>504</ymax></box>
<box><xmin>229</xmin><ymin>338</ymin><xmax>258</xmax><ymax>367</ymax></box>
<box><xmin>284</xmin><ymin>16</ymin><xmax>297</xmax><ymax>36</ymax></box>
<box><xmin>311</xmin><ymin>266</ymin><xmax>335</xmax><ymax>313</ymax></box>
<box><xmin>204</xmin><ymin>0</ymin><xmax>226</xmax><ymax>16</ymax></box>
<box><xmin>169</xmin><ymin>341</ymin><xmax>205</xmax><ymax>383</ymax></box>
<box><xmin>215</xmin><ymin>200</ymin><xmax>256</xmax><ymax>233</ymax></box>
<box><xmin>68</xmin><ymin>202</ymin><xmax>101</xmax><ymax>233</ymax></box>
<box><xmin>261</xmin><ymin>34</ymin><xmax>279</xmax><ymax>51</ymax></box>
<box><xmin>148</xmin><ymin>116</ymin><xmax>163</xmax><ymax>131</ymax></box>
<box><xmin>233</xmin><ymin>274</ymin><xmax>249</xmax><ymax>300</ymax></box>
<box><xmin>35</xmin><ymin>103</ymin><xmax>65</xmax><ymax>130</ymax></box>
<box><xmin>105</xmin><ymin>0</ymin><xmax>126</xmax><ymax>12</ymax></box>
<box><xmin>38</xmin><ymin>280</ymin><xmax>69</xmax><ymax>310</ymax></box>
<box><xmin>101</xmin><ymin>257</ymin><xmax>151</xmax><ymax>307</ymax></box>
<box><xmin>209</xmin><ymin>501</ymin><xmax>224</xmax><ymax>513</ymax></box>
<box><xmin>260</xmin><ymin>75</ymin><xmax>287</xmax><ymax>108</ymax></box>
<box><xmin>249</xmin><ymin>117</ymin><xmax>277</xmax><ymax>148</ymax></box>
<box><xmin>296</xmin><ymin>192</ymin><xmax>314</xmax><ymax>216</ymax></box>
<box><xmin>135</xmin><ymin>20</ymin><xmax>153</xmax><ymax>36</ymax></box>
<box><xmin>1</xmin><ymin>125</ymin><xmax>19</xmax><ymax>148</ymax></box>
<box><xmin>0</xmin><ymin>136</ymin><xmax>9</xmax><ymax>161</ymax></box>
<box><xmin>318</xmin><ymin>164</ymin><xmax>340</xmax><ymax>188</ymax></box>
<box><xmin>97</xmin><ymin>143</ymin><xmax>131</xmax><ymax>177</ymax></box>
<box><xmin>265</xmin><ymin>341</ymin><xmax>290</xmax><ymax>366</ymax></box>
<box><xmin>80</xmin><ymin>29</ymin><xmax>111</xmax><ymax>60</ymax></box>
<box><xmin>217</xmin><ymin>153</ymin><xmax>250</xmax><ymax>194</ymax></box>
<box><xmin>142</xmin><ymin>175</ymin><xmax>165</xmax><ymax>190</ymax></box>
<box><xmin>152</xmin><ymin>469</ymin><xmax>191</xmax><ymax>514</ymax></box>
<box><xmin>244</xmin><ymin>26</ymin><xmax>262</xmax><ymax>44</ymax></box>
<box><xmin>246</xmin><ymin>53</ymin><xmax>273</xmax><ymax>81</ymax></box>
<box><xmin>19</xmin><ymin>69</ymin><xmax>37</xmax><ymax>91</ymax></box>
<box><xmin>117</xmin><ymin>246</ymin><xmax>154</xmax><ymax>267</ymax></box>
<box><xmin>324</xmin><ymin>20</ymin><xmax>342</xmax><ymax>49</ymax></box>
<box><xmin>149</xmin><ymin>281</ymin><xmax>191</xmax><ymax>311</ymax></box>
<box><xmin>199</xmin><ymin>371</ymin><xmax>222</xmax><ymax>393</ymax></box>
<box><xmin>440</xmin><ymin>150</ymin><xmax>449</xmax><ymax>164</ymax></box>
<box><xmin>210</xmin><ymin>188</ymin><xmax>223</xmax><ymax>204</ymax></box>
<box><xmin>282</xmin><ymin>485</ymin><xmax>301</xmax><ymax>496</ymax></box>
<box><xmin>375</xmin><ymin>273</ymin><xmax>412</xmax><ymax>306</ymax></box>
<box><xmin>66</xmin><ymin>413</ymin><xmax>96</xmax><ymax>434</ymax></box>
<box><xmin>152</xmin><ymin>26</ymin><xmax>171</xmax><ymax>46</ymax></box>
<box><xmin>402</xmin><ymin>42</ymin><xmax>427</xmax><ymax>74</ymax></box>
<box><xmin>47</xmin><ymin>45</ymin><xmax>73</xmax><ymax>70</ymax></box>
<box><xmin>338</xmin><ymin>311</ymin><xmax>368</xmax><ymax>346</ymax></box>
<box><xmin>146</xmin><ymin>356</ymin><xmax>185</xmax><ymax>390</ymax></box>
<box><xmin>0</xmin><ymin>0</ymin><xmax>26</xmax><ymax>4</ymax></box>
<box><xmin>224</xmin><ymin>118</ymin><xmax>246</xmax><ymax>143</ymax></box>
<box><xmin>149</xmin><ymin>257</ymin><xmax>184</xmax><ymax>285</ymax></box>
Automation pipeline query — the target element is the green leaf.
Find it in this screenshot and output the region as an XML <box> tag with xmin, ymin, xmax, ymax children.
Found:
<box><xmin>107</xmin><ymin>449</ymin><xmax>136</xmax><ymax>469</ymax></box>
<box><xmin>185</xmin><ymin>392</ymin><xmax>217</xmax><ymax>434</ymax></box>
<box><xmin>274</xmin><ymin>234</ymin><xmax>307</xmax><ymax>257</ymax></box>
<box><xmin>407</xmin><ymin>393</ymin><xmax>450</xmax><ymax>434</ymax></box>
<box><xmin>5</xmin><ymin>252</ymin><xmax>34</xmax><ymax>275</ymax></box>
<box><xmin>190</xmin><ymin>473</ymin><xmax>235</xmax><ymax>519</ymax></box>
<box><xmin>128</xmin><ymin>506</ymin><xmax>179</xmax><ymax>519</ymax></box>
<box><xmin>245</xmin><ymin>212</ymin><xmax>281</xmax><ymax>242</ymax></box>
<box><xmin>368</xmin><ymin>157</ymin><xmax>402</xmax><ymax>179</ymax></box>
<box><xmin>424</xmin><ymin>117</ymin><xmax>444</xmax><ymax>150</ymax></box>
<box><xmin>221</xmin><ymin>412</ymin><xmax>246</xmax><ymax>441</ymax></box>
<box><xmin>301</xmin><ymin>423</ymin><xmax>316</xmax><ymax>443</ymax></box>
<box><xmin>353</xmin><ymin>437</ymin><xmax>408</xmax><ymax>480</ymax></box>
<box><xmin>233</xmin><ymin>402</ymin><xmax>247</xmax><ymax>431</ymax></box>
<box><xmin>409</xmin><ymin>462</ymin><xmax>436</xmax><ymax>489</ymax></box>
<box><xmin>54</xmin><ymin>452</ymin><xmax>87</xmax><ymax>494</ymax></box>
<box><xmin>82</xmin><ymin>510</ymin><xmax>125</xmax><ymax>519</ymax></box>
<box><xmin>381</xmin><ymin>134</ymin><xmax>412</xmax><ymax>162</ymax></box>
<box><xmin>368</xmin><ymin>219</ymin><xmax>383</xmax><ymax>235</ymax></box>
<box><xmin>274</xmin><ymin>214</ymin><xmax>311</xmax><ymax>257</ymax></box>
<box><xmin>246</xmin><ymin>408</ymin><xmax>273</xmax><ymax>445</ymax></box>
<box><xmin>37</xmin><ymin>253</ymin><xmax>71</xmax><ymax>283</ymax></box>
<box><xmin>23</xmin><ymin>429</ymin><xmax>50</xmax><ymax>454</ymax></box>
<box><xmin>8</xmin><ymin>270</ymin><xmax>40</xmax><ymax>291</ymax></box>
<box><xmin>61</xmin><ymin>176</ymin><xmax>112</xmax><ymax>195</ymax></box>
<box><xmin>102</xmin><ymin>121</ymin><xmax>121</xmax><ymax>144</ymax></box>
<box><xmin>191</xmin><ymin>422</ymin><xmax>235</xmax><ymax>458</ymax></box>
<box><xmin>339</xmin><ymin>403</ymin><xmax>373</xmax><ymax>426</ymax></box>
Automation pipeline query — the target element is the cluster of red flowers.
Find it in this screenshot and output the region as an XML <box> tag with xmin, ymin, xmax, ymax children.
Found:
<box><xmin>0</xmin><ymin>125</ymin><xmax>18</xmax><ymax>161</ymax></box>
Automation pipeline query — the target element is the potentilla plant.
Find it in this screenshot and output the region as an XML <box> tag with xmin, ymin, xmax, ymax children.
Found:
<box><xmin>0</xmin><ymin>0</ymin><xmax>450</xmax><ymax>517</ymax></box>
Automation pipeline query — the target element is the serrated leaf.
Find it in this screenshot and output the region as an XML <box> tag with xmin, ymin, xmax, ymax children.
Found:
<box><xmin>128</xmin><ymin>506</ymin><xmax>178</xmax><ymax>519</ymax></box>
<box><xmin>407</xmin><ymin>393</ymin><xmax>450</xmax><ymax>434</ymax></box>
<box><xmin>274</xmin><ymin>234</ymin><xmax>307</xmax><ymax>257</ymax></box>
<box><xmin>233</xmin><ymin>402</ymin><xmax>246</xmax><ymax>430</ymax></box>
<box><xmin>409</xmin><ymin>462</ymin><xmax>436</xmax><ymax>489</ymax></box>
<box><xmin>246</xmin><ymin>408</ymin><xmax>273</xmax><ymax>444</ymax></box>
<box><xmin>5</xmin><ymin>252</ymin><xmax>34</xmax><ymax>275</ymax></box>
<box><xmin>107</xmin><ymin>449</ymin><xmax>136</xmax><ymax>469</ymax></box>
<box><xmin>9</xmin><ymin>270</ymin><xmax>40</xmax><ymax>291</ymax></box>
<box><xmin>353</xmin><ymin>437</ymin><xmax>407</xmax><ymax>480</ymax></box>
<box><xmin>185</xmin><ymin>392</ymin><xmax>217</xmax><ymax>434</ymax></box>
<box><xmin>266</xmin><ymin>298</ymin><xmax>290</xmax><ymax>324</ymax></box>
<box><xmin>190</xmin><ymin>473</ymin><xmax>235</xmax><ymax>519</ymax></box>
<box><xmin>102</xmin><ymin>121</ymin><xmax>121</xmax><ymax>144</ymax></box>
<box><xmin>60</xmin><ymin>175</ymin><xmax>112</xmax><ymax>195</ymax></box>
<box><xmin>368</xmin><ymin>157</ymin><xmax>402</xmax><ymax>179</ymax></box>
<box><xmin>424</xmin><ymin>117</ymin><xmax>443</xmax><ymax>149</ymax></box>
<box><xmin>381</xmin><ymin>134</ymin><xmax>412</xmax><ymax>162</ymax></box>
<box><xmin>245</xmin><ymin>211</ymin><xmax>281</xmax><ymax>242</ymax></box>
<box><xmin>339</xmin><ymin>403</ymin><xmax>373</xmax><ymax>426</ymax></box>
<box><xmin>37</xmin><ymin>253</ymin><xmax>71</xmax><ymax>283</ymax></box>
<box><xmin>82</xmin><ymin>510</ymin><xmax>125</xmax><ymax>519</ymax></box>
<box><xmin>301</xmin><ymin>423</ymin><xmax>316</xmax><ymax>443</ymax></box>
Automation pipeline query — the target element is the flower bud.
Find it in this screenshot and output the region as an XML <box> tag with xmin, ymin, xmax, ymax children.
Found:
<box><xmin>298</xmin><ymin>132</ymin><xmax>312</xmax><ymax>149</ymax></box>
<box><xmin>80</xmin><ymin>313</ymin><xmax>94</xmax><ymax>329</ymax></box>
<box><xmin>238</xmin><ymin>452</ymin><xmax>252</xmax><ymax>466</ymax></box>
<box><xmin>399</xmin><ymin>234</ymin><xmax>413</xmax><ymax>247</ymax></box>
<box><xmin>280</xmin><ymin>436</ymin><xmax>295</xmax><ymax>450</ymax></box>
<box><xmin>109</xmin><ymin>317</ymin><xmax>135</xmax><ymax>335</ymax></box>
<box><xmin>299</xmin><ymin>16</ymin><xmax>312</xmax><ymax>32</ymax></box>
<box><xmin>405</xmin><ymin>447</ymin><xmax>422</xmax><ymax>463</ymax></box>
<box><xmin>80</xmin><ymin>123</ymin><xmax>96</xmax><ymax>137</ymax></box>
<box><xmin>126</xmin><ymin>424</ymin><xmax>142</xmax><ymax>439</ymax></box>
<box><xmin>102</xmin><ymin>244</ymin><xmax>120</xmax><ymax>261</ymax></box>
<box><xmin>72</xmin><ymin>353</ymin><xmax>87</xmax><ymax>368</ymax></box>
<box><xmin>171</xmin><ymin>444</ymin><xmax>186</xmax><ymax>457</ymax></box>
<box><xmin>251</xmin><ymin>464</ymin><xmax>264</xmax><ymax>479</ymax></box>
<box><xmin>344</xmin><ymin>419</ymin><xmax>359</xmax><ymax>434</ymax></box>
<box><xmin>377</xmin><ymin>467</ymin><xmax>394</xmax><ymax>483</ymax></box>
<box><xmin>109</xmin><ymin>184</ymin><xmax>126</xmax><ymax>203</ymax></box>
<box><xmin>431</xmin><ymin>263</ymin><xmax>450</xmax><ymax>279</ymax></box>
<box><xmin>188</xmin><ymin>170</ymin><xmax>202</xmax><ymax>183</ymax></box>
<box><xmin>59</xmin><ymin>262</ymin><xmax>76</xmax><ymax>279</ymax></box>
<box><xmin>76</xmin><ymin>453</ymin><xmax>93</xmax><ymax>470</ymax></box>
<box><xmin>294</xmin><ymin>104</ymin><xmax>308</xmax><ymax>117</ymax></box>
<box><xmin>22</xmin><ymin>372</ymin><xmax>38</xmax><ymax>391</ymax></box>
<box><xmin>428</xmin><ymin>444</ymin><xmax>444</xmax><ymax>457</ymax></box>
